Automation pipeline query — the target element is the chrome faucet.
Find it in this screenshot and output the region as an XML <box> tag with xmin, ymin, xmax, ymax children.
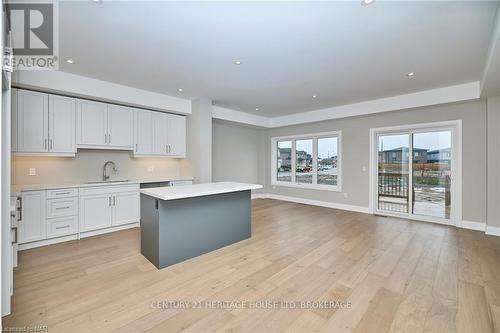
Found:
<box><xmin>103</xmin><ymin>161</ymin><xmax>118</xmax><ymax>181</ymax></box>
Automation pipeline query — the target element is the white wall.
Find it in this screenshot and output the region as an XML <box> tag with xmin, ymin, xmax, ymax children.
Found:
<box><xmin>12</xmin><ymin>71</ymin><xmax>192</xmax><ymax>115</ymax></box>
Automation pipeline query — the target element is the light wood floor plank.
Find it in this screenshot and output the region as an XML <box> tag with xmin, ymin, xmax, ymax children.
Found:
<box><xmin>2</xmin><ymin>198</ymin><xmax>499</xmax><ymax>333</ymax></box>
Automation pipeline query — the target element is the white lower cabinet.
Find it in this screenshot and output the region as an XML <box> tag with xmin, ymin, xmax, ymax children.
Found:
<box><xmin>47</xmin><ymin>216</ymin><xmax>77</xmax><ymax>238</ymax></box>
<box><xmin>112</xmin><ymin>191</ymin><xmax>140</xmax><ymax>226</ymax></box>
<box><xmin>80</xmin><ymin>184</ymin><xmax>140</xmax><ymax>232</ymax></box>
<box><xmin>19</xmin><ymin>184</ymin><xmax>140</xmax><ymax>248</ymax></box>
<box><xmin>19</xmin><ymin>191</ymin><xmax>47</xmax><ymax>243</ymax></box>
<box><xmin>80</xmin><ymin>194</ymin><xmax>113</xmax><ymax>232</ymax></box>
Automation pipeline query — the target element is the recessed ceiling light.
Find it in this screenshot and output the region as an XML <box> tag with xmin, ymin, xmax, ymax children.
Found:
<box><xmin>255</xmin><ymin>107</ymin><xmax>259</xmax><ymax>111</ymax></box>
<box><xmin>312</xmin><ymin>95</ymin><xmax>317</xmax><ymax>99</ymax></box>
<box><xmin>234</xmin><ymin>60</ymin><xmax>242</xmax><ymax>65</ymax></box>
<box><xmin>407</xmin><ymin>72</ymin><xmax>415</xmax><ymax>77</ymax></box>
<box><xmin>178</xmin><ymin>88</ymin><xmax>183</xmax><ymax>92</ymax></box>
<box><xmin>66</xmin><ymin>59</ymin><xmax>74</xmax><ymax>64</ymax></box>
<box><xmin>92</xmin><ymin>0</ymin><xmax>103</xmax><ymax>3</ymax></box>
<box><xmin>361</xmin><ymin>0</ymin><xmax>375</xmax><ymax>6</ymax></box>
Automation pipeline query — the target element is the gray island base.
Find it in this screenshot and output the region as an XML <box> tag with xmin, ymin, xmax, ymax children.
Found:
<box><xmin>140</xmin><ymin>182</ymin><xmax>261</xmax><ymax>269</ymax></box>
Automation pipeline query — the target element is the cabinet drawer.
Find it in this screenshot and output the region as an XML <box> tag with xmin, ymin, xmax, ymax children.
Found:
<box><xmin>47</xmin><ymin>216</ymin><xmax>77</xmax><ymax>238</ymax></box>
<box><xmin>46</xmin><ymin>188</ymin><xmax>78</xmax><ymax>199</ymax></box>
<box><xmin>46</xmin><ymin>197</ymin><xmax>78</xmax><ymax>218</ymax></box>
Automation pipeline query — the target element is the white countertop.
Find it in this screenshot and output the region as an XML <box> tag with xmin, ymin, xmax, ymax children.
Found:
<box><xmin>11</xmin><ymin>176</ymin><xmax>194</xmax><ymax>195</ymax></box>
<box><xmin>140</xmin><ymin>182</ymin><xmax>262</xmax><ymax>201</ymax></box>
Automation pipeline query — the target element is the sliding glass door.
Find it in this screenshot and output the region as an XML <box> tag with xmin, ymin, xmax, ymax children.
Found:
<box><xmin>376</xmin><ymin>127</ymin><xmax>453</xmax><ymax>221</ymax></box>
<box><xmin>377</xmin><ymin>133</ymin><xmax>410</xmax><ymax>213</ymax></box>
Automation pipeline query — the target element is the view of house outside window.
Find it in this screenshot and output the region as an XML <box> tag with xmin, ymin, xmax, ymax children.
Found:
<box><xmin>296</xmin><ymin>139</ymin><xmax>313</xmax><ymax>183</ymax></box>
<box><xmin>274</xmin><ymin>133</ymin><xmax>340</xmax><ymax>189</ymax></box>
<box><xmin>318</xmin><ymin>137</ymin><xmax>338</xmax><ymax>186</ymax></box>
<box><xmin>277</xmin><ymin>141</ymin><xmax>292</xmax><ymax>182</ymax></box>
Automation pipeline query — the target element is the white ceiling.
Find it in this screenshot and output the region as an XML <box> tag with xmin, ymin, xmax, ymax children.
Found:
<box><xmin>58</xmin><ymin>1</ymin><xmax>498</xmax><ymax>117</ymax></box>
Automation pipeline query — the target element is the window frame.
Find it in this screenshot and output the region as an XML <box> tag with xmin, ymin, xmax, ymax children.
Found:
<box><xmin>271</xmin><ymin>131</ymin><xmax>342</xmax><ymax>192</ymax></box>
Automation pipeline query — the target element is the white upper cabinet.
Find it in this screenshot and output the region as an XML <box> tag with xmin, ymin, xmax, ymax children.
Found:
<box><xmin>49</xmin><ymin>95</ymin><xmax>76</xmax><ymax>154</ymax></box>
<box><xmin>77</xmin><ymin>100</ymin><xmax>134</xmax><ymax>150</ymax></box>
<box><xmin>15</xmin><ymin>90</ymin><xmax>48</xmax><ymax>153</ymax></box>
<box><xmin>134</xmin><ymin>110</ymin><xmax>186</xmax><ymax>157</ymax></box>
<box><xmin>153</xmin><ymin>112</ymin><xmax>169</xmax><ymax>155</ymax></box>
<box><xmin>108</xmin><ymin>105</ymin><xmax>134</xmax><ymax>148</ymax></box>
<box><xmin>134</xmin><ymin>109</ymin><xmax>154</xmax><ymax>155</ymax></box>
<box><xmin>13</xmin><ymin>89</ymin><xmax>76</xmax><ymax>155</ymax></box>
<box><xmin>167</xmin><ymin>114</ymin><xmax>186</xmax><ymax>157</ymax></box>
<box><xmin>12</xmin><ymin>89</ymin><xmax>185</xmax><ymax>157</ymax></box>
<box><xmin>77</xmin><ymin>99</ymin><xmax>108</xmax><ymax>147</ymax></box>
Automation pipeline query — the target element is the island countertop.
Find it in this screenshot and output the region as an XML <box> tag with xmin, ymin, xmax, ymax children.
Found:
<box><xmin>140</xmin><ymin>182</ymin><xmax>262</xmax><ymax>201</ymax></box>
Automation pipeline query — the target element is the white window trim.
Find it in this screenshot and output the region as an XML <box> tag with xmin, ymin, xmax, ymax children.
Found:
<box><xmin>271</xmin><ymin>131</ymin><xmax>342</xmax><ymax>192</ymax></box>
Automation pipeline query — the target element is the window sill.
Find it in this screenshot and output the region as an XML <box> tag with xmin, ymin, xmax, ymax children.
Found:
<box><xmin>271</xmin><ymin>182</ymin><xmax>342</xmax><ymax>192</ymax></box>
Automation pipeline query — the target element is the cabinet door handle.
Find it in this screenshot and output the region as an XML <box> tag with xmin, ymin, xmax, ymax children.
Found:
<box><xmin>109</xmin><ymin>133</ymin><xmax>111</xmax><ymax>144</ymax></box>
<box><xmin>135</xmin><ymin>144</ymin><xmax>138</xmax><ymax>152</ymax></box>
<box><xmin>12</xmin><ymin>227</ymin><xmax>17</xmax><ymax>244</ymax></box>
<box><xmin>113</xmin><ymin>196</ymin><xmax>116</xmax><ymax>206</ymax></box>
<box><xmin>55</xmin><ymin>206</ymin><xmax>70</xmax><ymax>210</ymax></box>
<box><xmin>109</xmin><ymin>197</ymin><xmax>111</xmax><ymax>206</ymax></box>
<box><xmin>50</xmin><ymin>139</ymin><xmax>53</xmax><ymax>150</ymax></box>
<box><xmin>105</xmin><ymin>133</ymin><xmax>107</xmax><ymax>144</ymax></box>
<box><xmin>54</xmin><ymin>191</ymin><xmax>71</xmax><ymax>195</ymax></box>
<box><xmin>44</xmin><ymin>139</ymin><xmax>47</xmax><ymax>150</ymax></box>
<box><xmin>55</xmin><ymin>225</ymin><xmax>70</xmax><ymax>230</ymax></box>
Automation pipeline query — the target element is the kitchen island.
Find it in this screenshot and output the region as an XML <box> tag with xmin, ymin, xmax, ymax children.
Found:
<box><xmin>140</xmin><ymin>182</ymin><xmax>262</xmax><ymax>269</ymax></box>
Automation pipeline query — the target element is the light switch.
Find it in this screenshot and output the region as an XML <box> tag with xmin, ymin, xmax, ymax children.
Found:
<box><xmin>362</xmin><ymin>166</ymin><xmax>367</xmax><ymax>172</ymax></box>
<box><xmin>29</xmin><ymin>168</ymin><xmax>36</xmax><ymax>176</ymax></box>
<box><xmin>343</xmin><ymin>192</ymin><xmax>348</xmax><ymax>198</ymax></box>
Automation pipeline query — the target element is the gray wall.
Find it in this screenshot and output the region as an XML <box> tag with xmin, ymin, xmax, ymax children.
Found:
<box><xmin>487</xmin><ymin>96</ymin><xmax>500</xmax><ymax>228</ymax></box>
<box><xmin>186</xmin><ymin>98</ymin><xmax>213</xmax><ymax>183</ymax></box>
<box><xmin>264</xmin><ymin>99</ymin><xmax>487</xmax><ymax>224</ymax></box>
<box><xmin>212</xmin><ymin>119</ymin><xmax>265</xmax><ymax>193</ymax></box>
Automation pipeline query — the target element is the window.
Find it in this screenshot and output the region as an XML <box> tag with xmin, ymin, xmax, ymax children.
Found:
<box><xmin>318</xmin><ymin>137</ymin><xmax>338</xmax><ymax>186</ymax></box>
<box><xmin>272</xmin><ymin>131</ymin><xmax>341</xmax><ymax>191</ymax></box>
<box><xmin>296</xmin><ymin>139</ymin><xmax>313</xmax><ymax>184</ymax></box>
<box><xmin>276</xmin><ymin>141</ymin><xmax>292</xmax><ymax>182</ymax></box>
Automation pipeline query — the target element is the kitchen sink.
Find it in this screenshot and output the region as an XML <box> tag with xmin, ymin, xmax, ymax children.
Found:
<box><xmin>84</xmin><ymin>180</ymin><xmax>131</xmax><ymax>184</ymax></box>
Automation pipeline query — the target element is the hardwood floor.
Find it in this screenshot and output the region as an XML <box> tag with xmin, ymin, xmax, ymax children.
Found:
<box><xmin>4</xmin><ymin>199</ymin><xmax>500</xmax><ymax>332</ymax></box>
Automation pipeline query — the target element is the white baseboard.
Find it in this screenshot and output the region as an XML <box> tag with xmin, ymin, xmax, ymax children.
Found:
<box><xmin>253</xmin><ymin>194</ymin><xmax>499</xmax><ymax>236</ymax></box>
<box><xmin>19</xmin><ymin>234</ymin><xmax>78</xmax><ymax>251</ymax></box>
<box><xmin>18</xmin><ymin>222</ymin><xmax>140</xmax><ymax>251</ymax></box>
<box><xmin>486</xmin><ymin>226</ymin><xmax>500</xmax><ymax>236</ymax></box>
<box><xmin>256</xmin><ymin>193</ymin><xmax>370</xmax><ymax>214</ymax></box>
<box><xmin>458</xmin><ymin>220</ymin><xmax>486</xmax><ymax>232</ymax></box>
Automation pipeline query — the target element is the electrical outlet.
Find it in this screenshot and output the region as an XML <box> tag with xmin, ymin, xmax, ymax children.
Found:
<box><xmin>343</xmin><ymin>192</ymin><xmax>348</xmax><ymax>198</ymax></box>
<box><xmin>147</xmin><ymin>166</ymin><xmax>155</xmax><ymax>172</ymax></box>
<box><xmin>29</xmin><ymin>168</ymin><xmax>36</xmax><ymax>176</ymax></box>
<box><xmin>362</xmin><ymin>166</ymin><xmax>367</xmax><ymax>172</ymax></box>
